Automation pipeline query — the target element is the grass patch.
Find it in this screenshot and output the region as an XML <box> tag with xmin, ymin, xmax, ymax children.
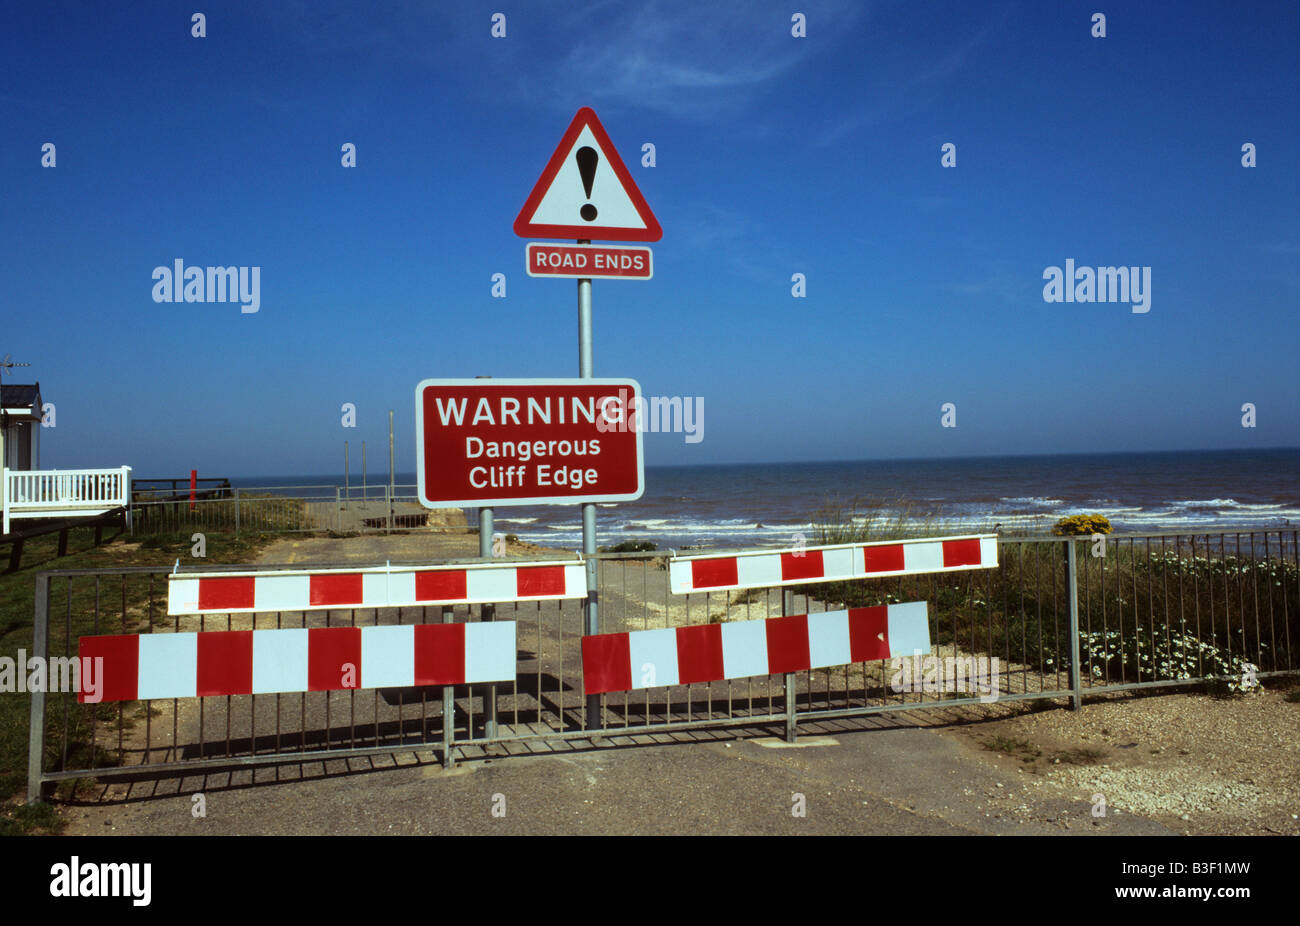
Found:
<box><xmin>0</xmin><ymin>800</ymin><xmax>66</xmax><ymax>836</ymax></box>
<box><xmin>983</xmin><ymin>735</ymin><xmax>1041</xmax><ymax>762</ymax></box>
<box><xmin>131</xmin><ymin>493</ymin><xmax>310</xmax><ymax>534</ymax></box>
<box><xmin>1049</xmin><ymin>745</ymin><xmax>1108</xmax><ymax>765</ymax></box>
<box><xmin>0</xmin><ymin>525</ymin><xmax>277</xmax><ymax>833</ymax></box>
<box><xmin>983</xmin><ymin>736</ymin><xmax>1105</xmax><ymax>768</ymax></box>
<box><xmin>810</xmin><ymin>495</ymin><xmax>957</xmax><ymax>546</ymax></box>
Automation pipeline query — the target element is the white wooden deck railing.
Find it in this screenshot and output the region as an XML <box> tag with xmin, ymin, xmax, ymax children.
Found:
<box><xmin>2</xmin><ymin>466</ymin><xmax>132</xmax><ymax>534</ymax></box>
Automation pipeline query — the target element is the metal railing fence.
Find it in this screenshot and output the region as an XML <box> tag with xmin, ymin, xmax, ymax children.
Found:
<box><xmin>25</xmin><ymin>530</ymin><xmax>1299</xmax><ymax>801</ymax></box>
<box><xmin>127</xmin><ymin>484</ymin><xmax>438</xmax><ymax>535</ymax></box>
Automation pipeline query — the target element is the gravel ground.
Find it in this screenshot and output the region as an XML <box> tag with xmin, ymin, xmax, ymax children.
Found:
<box><xmin>941</xmin><ymin>681</ymin><xmax>1300</xmax><ymax>836</ymax></box>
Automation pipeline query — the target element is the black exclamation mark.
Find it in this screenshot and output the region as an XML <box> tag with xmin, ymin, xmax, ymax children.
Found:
<box><xmin>576</xmin><ymin>146</ymin><xmax>598</xmax><ymax>221</ymax></box>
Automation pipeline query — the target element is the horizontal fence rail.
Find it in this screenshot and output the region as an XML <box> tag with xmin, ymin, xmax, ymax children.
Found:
<box><xmin>127</xmin><ymin>484</ymin><xmax>438</xmax><ymax>535</ymax></box>
<box><xmin>132</xmin><ymin>477</ymin><xmax>232</xmax><ymax>501</ymax></box>
<box><xmin>25</xmin><ymin>530</ymin><xmax>1300</xmax><ymax>801</ymax></box>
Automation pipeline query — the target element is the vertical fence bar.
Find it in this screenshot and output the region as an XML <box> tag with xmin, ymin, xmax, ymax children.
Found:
<box><xmin>1066</xmin><ymin>539</ymin><xmax>1082</xmax><ymax>710</ymax></box>
<box><xmin>782</xmin><ymin>587</ymin><xmax>796</xmax><ymax>743</ymax></box>
<box><xmin>442</xmin><ymin>606</ymin><xmax>455</xmax><ymax>768</ymax></box>
<box><xmin>1284</xmin><ymin>530</ymin><xmax>1296</xmax><ymax>672</ymax></box>
<box><xmin>26</xmin><ymin>573</ymin><xmax>50</xmax><ymax>803</ymax></box>
<box><xmin>479</xmin><ymin>511</ymin><xmax>497</xmax><ymax>740</ymax></box>
<box><xmin>62</xmin><ymin>581</ymin><xmax>71</xmax><ymax>772</ymax></box>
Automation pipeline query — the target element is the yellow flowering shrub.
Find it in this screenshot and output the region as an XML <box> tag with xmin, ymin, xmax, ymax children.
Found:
<box><xmin>1052</xmin><ymin>514</ymin><xmax>1113</xmax><ymax>536</ymax></box>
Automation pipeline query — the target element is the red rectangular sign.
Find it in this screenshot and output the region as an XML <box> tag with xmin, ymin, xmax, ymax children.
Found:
<box><xmin>525</xmin><ymin>243</ymin><xmax>652</xmax><ymax>280</ymax></box>
<box><xmin>416</xmin><ymin>378</ymin><xmax>644</xmax><ymax>508</ymax></box>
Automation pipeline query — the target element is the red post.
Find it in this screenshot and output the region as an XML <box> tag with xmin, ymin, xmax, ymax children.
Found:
<box><xmin>190</xmin><ymin>469</ymin><xmax>197</xmax><ymax>510</ymax></box>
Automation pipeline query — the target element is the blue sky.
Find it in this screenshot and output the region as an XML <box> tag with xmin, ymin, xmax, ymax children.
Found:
<box><xmin>2</xmin><ymin>0</ymin><xmax>1296</xmax><ymax>477</ymax></box>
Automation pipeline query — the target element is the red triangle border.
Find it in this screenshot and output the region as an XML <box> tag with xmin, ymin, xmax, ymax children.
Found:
<box><xmin>513</xmin><ymin>107</ymin><xmax>662</xmax><ymax>243</ymax></box>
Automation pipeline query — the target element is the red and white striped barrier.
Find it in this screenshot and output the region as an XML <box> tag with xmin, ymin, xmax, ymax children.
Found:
<box><xmin>668</xmin><ymin>535</ymin><xmax>997</xmax><ymax>594</ymax></box>
<box><xmin>78</xmin><ymin>622</ymin><xmax>516</xmax><ymax>703</ymax></box>
<box><xmin>167</xmin><ymin>560</ymin><xmax>586</xmax><ymax>615</ymax></box>
<box><xmin>581</xmin><ymin>602</ymin><xmax>929</xmax><ymax>695</ymax></box>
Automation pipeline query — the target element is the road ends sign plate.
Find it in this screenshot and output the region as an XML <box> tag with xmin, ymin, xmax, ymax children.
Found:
<box><xmin>525</xmin><ymin>243</ymin><xmax>652</xmax><ymax>280</ymax></box>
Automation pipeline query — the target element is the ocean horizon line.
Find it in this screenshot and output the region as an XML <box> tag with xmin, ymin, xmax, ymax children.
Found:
<box><xmin>163</xmin><ymin>444</ymin><xmax>1299</xmax><ymax>483</ymax></box>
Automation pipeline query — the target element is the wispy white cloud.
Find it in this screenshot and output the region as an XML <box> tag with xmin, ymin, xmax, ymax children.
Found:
<box><xmin>545</xmin><ymin>0</ymin><xmax>866</xmax><ymax>118</ymax></box>
<box><xmin>667</xmin><ymin>199</ymin><xmax>802</xmax><ymax>284</ymax></box>
<box><xmin>674</xmin><ymin>202</ymin><xmax>757</xmax><ymax>250</ymax></box>
<box><xmin>808</xmin><ymin>6</ymin><xmax>1011</xmax><ymax>147</ymax></box>
<box><xmin>938</xmin><ymin>265</ymin><xmax>1035</xmax><ymax>305</ymax></box>
<box><xmin>250</xmin><ymin>1</ymin><xmax>860</xmax><ymax>120</ymax></box>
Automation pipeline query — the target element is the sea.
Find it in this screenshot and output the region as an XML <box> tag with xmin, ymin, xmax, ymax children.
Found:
<box><xmin>225</xmin><ymin>448</ymin><xmax>1300</xmax><ymax>552</ymax></box>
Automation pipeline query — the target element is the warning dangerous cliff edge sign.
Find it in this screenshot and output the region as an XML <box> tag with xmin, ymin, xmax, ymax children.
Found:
<box><xmin>416</xmin><ymin>378</ymin><xmax>645</xmax><ymax>508</ymax></box>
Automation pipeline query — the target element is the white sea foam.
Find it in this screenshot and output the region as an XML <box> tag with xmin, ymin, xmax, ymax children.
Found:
<box><xmin>505</xmin><ymin>496</ymin><xmax>1299</xmax><ymax>550</ymax></box>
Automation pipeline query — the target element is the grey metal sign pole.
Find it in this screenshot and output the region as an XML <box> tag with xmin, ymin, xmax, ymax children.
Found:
<box><xmin>479</xmin><ymin>505</ymin><xmax>497</xmax><ymax>738</ymax></box>
<box><xmin>388</xmin><ymin>410</ymin><xmax>395</xmax><ymax>530</ymax></box>
<box><xmin>578</xmin><ymin>242</ymin><xmax>601</xmax><ymax>731</ymax></box>
<box><xmin>475</xmin><ymin>375</ymin><xmax>497</xmax><ymax>739</ymax></box>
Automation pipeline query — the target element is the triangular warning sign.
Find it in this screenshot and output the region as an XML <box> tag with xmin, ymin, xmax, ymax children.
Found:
<box><xmin>514</xmin><ymin>107</ymin><xmax>662</xmax><ymax>242</ymax></box>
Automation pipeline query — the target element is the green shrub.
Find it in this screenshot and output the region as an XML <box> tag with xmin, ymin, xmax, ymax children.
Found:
<box><xmin>0</xmin><ymin>800</ymin><xmax>65</xmax><ymax>836</ymax></box>
<box><xmin>1052</xmin><ymin>514</ymin><xmax>1112</xmax><ymax>536</ymax></box>
<box><xmin>600</xmin><ymin>540</ymin><xmax>657</xmax><ymax>553</ymax></box>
